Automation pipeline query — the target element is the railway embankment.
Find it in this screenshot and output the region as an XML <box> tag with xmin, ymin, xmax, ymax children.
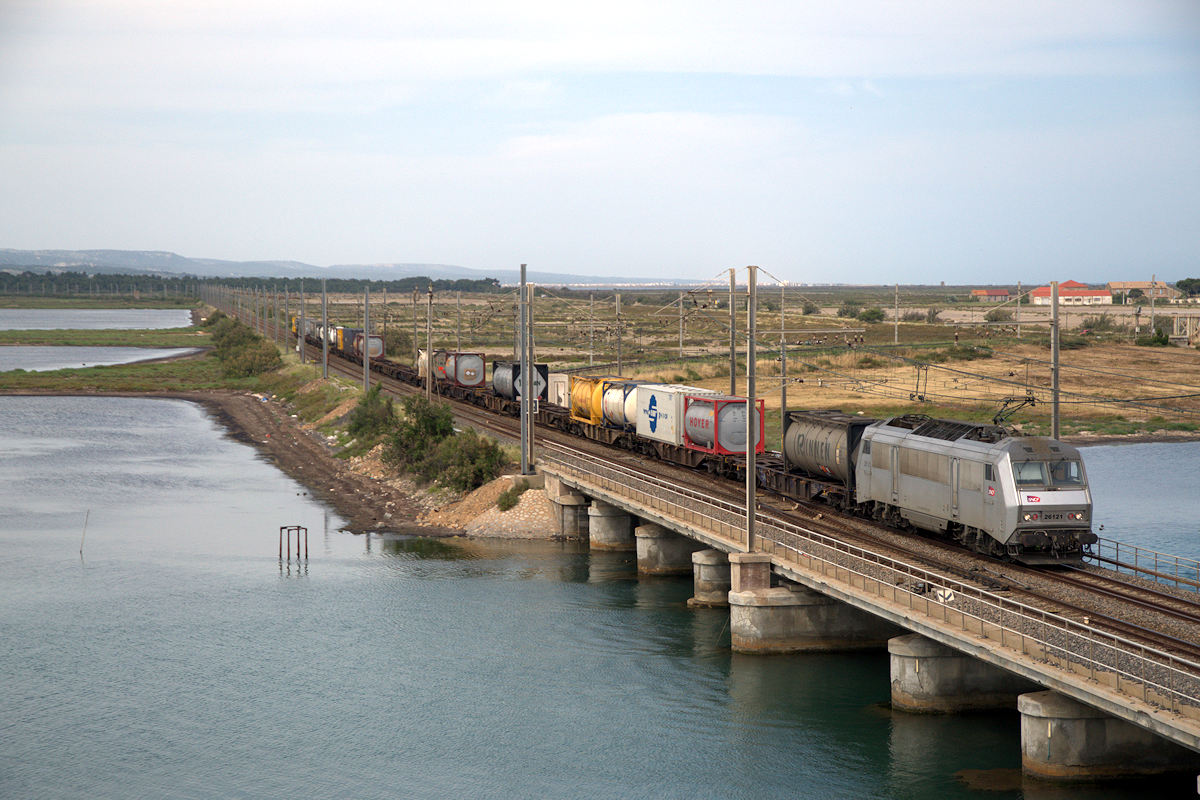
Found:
<box><xmin>197</xmin><ymin>388</ymin><xmax>561</xmax><ymax>538</ymax></box>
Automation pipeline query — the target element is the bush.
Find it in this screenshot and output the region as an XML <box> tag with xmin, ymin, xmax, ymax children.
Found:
<box><xmin>837</xmin><ymin>301</ymin><xmax>861</xmax><ymax>318</ymax></box>
<box><xmin>221</xmin><ymin>338</ymin><xmax>282</xmax><ymax>377</ymax></box>
<box><xmin>419</xmin><ymin>429</ymin><xmax>507</xmax><ymax>491</ymax></box>
<box><xmin>496</xmin><ymin>479</ymin><xmax>529</xmax><ymax>511</ymax></box>
<box><xmin>857</xmin><ymin>307</ymin><xmax>885</xmax><ymax>323</ymax></box>
<box><xmin>984</xmin><ymin>308</ymin><xmax>1012</xmax><ymax>322</ymax></box>
<box><xmin>383</xmin><ymin>395</ymin><xmax>507</xmax><ymax>490</ymax></box>
<box><xmin>901</xmin><ymin>311</ymin><xmax>925</xmax><ymax>322</ymax></box>
<box><xmin>347</xmin><ymin>385</ymin><xmax>395</xmax><ymax>439</ymax></box>
<box><xmin>384</xmin><ymin>395</ymin><xmax>454</xmax><ymax>470</ymax></box>
<box><xmin>801</xmin><ymin>300</ymin><xmax>820</xmax><ymax>315</ymax></box>
<box><xmin>925</xmin><ymin>307</ymin><xmax>942</xmax><ymax>324</ymax></box>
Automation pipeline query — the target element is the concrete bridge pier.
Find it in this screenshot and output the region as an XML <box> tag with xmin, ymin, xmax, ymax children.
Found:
<box><xmin>728</xmin><ymin>554</ymin><xmax>901</xmax><ymax>654</ymax></box>
<box><xmin>1018</xmin><ymin>690</ymin><xmax>1200</xmax><ymax>781</ymax></box>
<box><xmin>544</xmin><ymin>475</ymin><xmax>589</xmax><ymax>540</ymax></box>
<box><xmin>687</xmin><ymin>549</ymin><xmax>731</xmax><ymax>608</ymax></box>
<box><xmin>588</xmin><ymin>500</ymin><xmax>635</xmax><ymax>551</ymax></box>
<box><xmin>635</xmin><ymin>523</ymin><xmax>704</xmax><ymax>575</ymax></box>
<box><xmin>889</xmin><ymin>634</ymin><xmax>1039</xmax><ymax>713</ymax></box>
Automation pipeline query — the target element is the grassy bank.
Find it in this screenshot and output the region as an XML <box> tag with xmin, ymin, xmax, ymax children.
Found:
<box><xmin>0</xmin><ymin>328</ymin><xmax>211</xmax><ymax>347</ymax></box>
<box><xmin>0</xmin><ymin>296</ymin><xmax>196</xmax><ymax>309</ymax></box>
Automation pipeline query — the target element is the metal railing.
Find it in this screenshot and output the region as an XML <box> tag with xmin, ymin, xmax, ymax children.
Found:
<box><xmin>1088</xmin><ymin>537</ymin><xmax>1200</xmax><ymax>594</ymax></box>
<box><xmin>541</xmin><ymin>442</ymin><xmax>1200</xmax><ymax>725</ymax></box>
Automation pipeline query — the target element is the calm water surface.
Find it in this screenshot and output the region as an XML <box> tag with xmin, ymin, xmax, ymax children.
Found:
<box><xmin>0</xmin><ymin>308</ymin><xmax>192</xmax><ymax>330</ymax></box>
<box><xmin>0</xmin><ymin>397</ymin><xmax>1190</xmax><ymax>799</ymax></box>
<box><xmin>0</xmin><ymin>345</ymin><xmax>202</xmax><ymax>372</ymax></box>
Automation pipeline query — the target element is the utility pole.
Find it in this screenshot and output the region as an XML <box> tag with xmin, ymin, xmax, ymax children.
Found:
<box><xmin>589</xmin><ymin>293</ymin><xmax>594</xmax><ymax>366</ymax></box>
<box><xmin>525</xmin><ymin>280</ymin><xmax>536</xmax><ymax>473</ymax></box>
<box><xmin>321</xmin><ymin>280</ymin><xmax>328</xmax><ymax>379</ymax></box>
<box><xmin>893</xmin><ymin>284</ymin><xmax>899</xmax><ymax>344</ymax></box>
<box><xmin>363</xmin><ymin>285</ymin><xmax>370</xmax><ymax>392</ymax></box>
<box><xmin>426</xmin><ymin>284</ymin><xmax>433</xmax><ymax>401</ymax></box>
<box><xmin>1016</xmin><ymin>281</ymin><xmax>1022</xmax><ymax>339</ymax></box>
<box><xmin>412</xmin><ymin>288</ymin><xmax>419</xmax><ymax>363</ymax></box>
<box><xmin>299</xmin><ymin>282</ymin><xmax>305</xmax><ymax>364</ymax></box>
<box><xmin>780</xmin><ymin>281</ymin><xmax>787</xmax><ymax>453</ymax></box>
<box><xmin>382</xmin><ymin>288</ymin><xmax>387</xmax><ymax>358</ymax></box>
<box><xmin>1051</xmin><ymin>281</ymin><xmax>1060</xmax><ymax>440</ymax></box>
<box><xmin>615</xmin><ymin>291</ymin><xmax>622</xmax><ymax>374</ymax></box>
<box><xmin>746</xmin><ymin>265</ymin><xmax>758</xmax><ymax>551</ymax></box>
<box><xmin>273</xmin><ymin>284</ymin><xmax>279</xmax><ymax>348</ymax></box>
<box><xmin>1150</xmin><ymin>272</ymin><xmax>1157</xmax><ymax>338</ymax></box>
<box><xmin>729</xmin><ymin>267</ymin><xmax>737</xmax><ymax>396</ymax></box>
<box><xmin>456</xmin><ymin>290</ymin><xmax>462</xmax><ymax>352</ymax></box>
<box><xmin>679</xmin><ymin>291</ymin><xmax>684</xmax><ymax>359</ymax></box>
<box><xmin>519</xmin><ymin>264</ymin><xmax>530</xmax><ymax>475</ymax></box>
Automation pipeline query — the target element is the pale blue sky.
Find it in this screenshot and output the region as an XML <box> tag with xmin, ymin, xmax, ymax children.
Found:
<box><xmin>1</xmin><ymin>1</ymin><xmax>1198</xmax><ymax>284</ymax></box>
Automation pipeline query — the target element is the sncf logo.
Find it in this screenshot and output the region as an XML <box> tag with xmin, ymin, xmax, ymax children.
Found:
<box><xmin>1026</xmin><ymin>495</ymin><xmax>1041</xmax><ymax>503</ymax></box>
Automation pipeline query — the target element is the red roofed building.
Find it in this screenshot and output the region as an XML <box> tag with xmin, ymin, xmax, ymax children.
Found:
<box><xmin>1030</xmin><ymin>280</ymin><xmax>1112</xmax><ymax>306</ymax></box>
<box><xmin>971</xmin><ymin>288</ymin><xmax>1011</xmax><ymax>302</ymax></box>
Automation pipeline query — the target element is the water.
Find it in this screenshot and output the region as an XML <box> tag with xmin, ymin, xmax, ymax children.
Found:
<box><xmin>0</xmin><ymin>345</ymin><xmax>202</xmax><ymax>372</ymax></box>
<box><xmin>1081</xmin><ymin>441</ymin><xmax>1200</xmax><ymax>560</ymax></box>
<box><xmin>0</xmin><ymin>397</ymin><xmax>1191</xmax><ymax>799</ymax></box>
<box><xmin>0</xmin><ymin>308</ymin><xmax>192</xmax><ymax>330</ymax></box>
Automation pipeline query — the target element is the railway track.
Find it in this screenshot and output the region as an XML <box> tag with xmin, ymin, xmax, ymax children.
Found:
<box><xmin>298</xmin><ymin>332</ymin><xmax>1200</xmax><ymax>669</ymax></box>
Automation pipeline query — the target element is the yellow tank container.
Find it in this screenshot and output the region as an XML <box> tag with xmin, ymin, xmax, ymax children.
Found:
<box><xmin>570</xmin><ymin>375</ymin><xmax>620</xmax><ymax>425</ymax></box>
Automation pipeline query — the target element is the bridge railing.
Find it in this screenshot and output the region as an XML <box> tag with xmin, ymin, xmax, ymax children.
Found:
<box><xmin>543</xmin><ymin>442</ymin><xmax>748</xmax><ymax>547</ymax></box>
<box><xmin>1088</xmin><ymin>537</ymin><xmax>1200</xmax><ymax>594</ymax></box>
<box><xmin>541</xmin><ymin>442</ymin><xmax>1200</xmax><ymax>720</ymax></box>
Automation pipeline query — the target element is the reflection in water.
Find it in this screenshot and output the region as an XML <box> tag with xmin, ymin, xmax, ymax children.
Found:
<box><xmin>380</xmin><ymin>535</ymin><xmax>472</xmax><ymax>559</ymax></box>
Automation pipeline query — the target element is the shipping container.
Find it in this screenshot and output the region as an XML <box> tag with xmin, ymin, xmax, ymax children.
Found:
<box><xmin>601</xmin><ymin>380</ymin><xmax>645</xmax><ymax>429</ymax></box>
<box><xmin>353</xmin><ymin>333</ymin><xmax>384</xmax><ymax>360</ymax></box>
<box><xmin>683</xmin><ymin>395</ymin><xmax>765</xmax><ymax>455</ymax></box>
<box><xmin>635</xmin><ymin>384</ymin><xmax>720</xmax><ymax>446</ymax></box>
<box><xmin>416</xmin><ymin>348</ymin><xmax>449</xmax><ymax>381</ymax></box>
<box><xmin>547</xmin><ymin>373</ymin><xmax>570</xmax><ymax>407</ymax></box>
<box><xmin>442</xmin><ymin>352</ymin><xmax>486</xmax><ymax>387</ymax></box>
<box><xmin>492</xmin><ymin>362</ymin><xmax>550</xmax><ymax>401</ymax></box>
<box><xmin>570</xmin><ymin>375</ymin><xmax>621</xmax><ymax>425</ymax></box>
<box><xmin>783</xmin><ymin>410</ymin><xmax>877</xmax><ymax>490</ymax></box>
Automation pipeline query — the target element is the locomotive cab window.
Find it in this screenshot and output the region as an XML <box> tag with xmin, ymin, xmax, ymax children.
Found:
<box><xmin>1049</xmin><ymin>460</ymin><xmax>1084</xmax><ymax>487</ymax></box>
<box><xmin>1012</xmin><ymin>461</ymin><xmax>1047</xmax><ymax>487</ymax></box>
<box><xmin>984</xmin><ymin>464</ymin><xmax>994</xmax><ymax>482</ymax></box>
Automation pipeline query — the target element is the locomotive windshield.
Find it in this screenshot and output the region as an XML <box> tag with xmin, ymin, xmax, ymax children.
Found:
<box><xmin>1012</xmin><ymin>459</ymin><xmax>1086</xmax><ymax>489</ymax></box>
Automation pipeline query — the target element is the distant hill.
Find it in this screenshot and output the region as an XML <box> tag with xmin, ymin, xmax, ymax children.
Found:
<box><xmin>0</xmin><ymin>248</ymin><xmax>699</xmax><ymax>287</ymax></box>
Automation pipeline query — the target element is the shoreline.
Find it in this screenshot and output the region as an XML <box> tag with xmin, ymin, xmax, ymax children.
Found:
<box><xmin>5</xmin><ymin>388</ymin><xmax>1199</xmax><ymax>538</ymax></box>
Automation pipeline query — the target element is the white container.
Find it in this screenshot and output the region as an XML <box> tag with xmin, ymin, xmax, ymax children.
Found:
<box><xmin>547</xmin><ymin>373</ymin><xmax>570</xmax><ymax>407</ymax></box>
<box><xmin>601</xmin><ymin>381</ymin><xmax>643</xmax><ymax>429</ymax></box>
<box><xmin>444</xmin><ymin>352</ymin><xmax>485</xmax><ymax>387</ymax></box>
<box><xmin>635</xmin><ymin>384</ymin><xmax>718</xmax><ymax>446</ymax></box>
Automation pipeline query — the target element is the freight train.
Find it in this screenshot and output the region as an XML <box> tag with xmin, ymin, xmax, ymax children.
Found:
<box><xmin>291</xmin><ymin>320</ymin><xmax>1094</xmax><ymax>564</ymax></box>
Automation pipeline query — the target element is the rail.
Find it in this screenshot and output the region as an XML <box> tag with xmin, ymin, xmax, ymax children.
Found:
<box><xmin>1087</xmin><ymin>537</ymin><xmax>1200</xmax><ymax>594</ymax></box>
<box><xmin>541</xmin><ymin>441</ymin><xmax>1200</xmax><ymax>726</ymax></box>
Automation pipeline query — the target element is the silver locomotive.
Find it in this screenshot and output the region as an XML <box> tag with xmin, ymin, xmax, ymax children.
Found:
<box><xmin>784</xmin><ymin>410</ymin><xmax>1095</xmax><ymax>563</ymax></box>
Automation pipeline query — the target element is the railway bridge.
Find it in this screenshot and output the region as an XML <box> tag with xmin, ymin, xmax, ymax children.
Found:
<box><xmin>538</xmin><ymin>440</ymin><xmax>1200</xmax><ymax>784</ymax></box>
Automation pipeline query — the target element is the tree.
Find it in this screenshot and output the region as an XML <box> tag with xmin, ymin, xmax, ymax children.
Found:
<box><xmin>1176</xmin><ymin>278</ymin><xmax>1200</xmax><ymax>297</ymax></box>
<box><xmin>857</xmin><ymin>307</ymin><xmax>885</xmax><ymax>323</ymax></box>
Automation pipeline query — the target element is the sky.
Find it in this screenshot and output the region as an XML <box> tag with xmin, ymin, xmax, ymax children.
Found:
<box><xmin>1</xmin><ymin>1</ymin><xmax>1198</xmax><ymax>285</ymax></box>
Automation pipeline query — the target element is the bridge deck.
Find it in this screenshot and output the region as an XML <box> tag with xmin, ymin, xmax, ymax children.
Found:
<box><xmin>540</xmin><ymin>440</ymin><xmax>1200</xmax><ymax>753</ymax></box>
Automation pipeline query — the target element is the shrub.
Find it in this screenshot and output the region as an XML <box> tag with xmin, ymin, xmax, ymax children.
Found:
<box><xmin>384</xmin><ymin>395</ymin><xmax>454</xmax><ymax>470</ymax></box>
<box><xmin>419</xmin><ymin>429</ymin><xmax>507</xmax><ymax>491</ymax></box>
<box><xmin>837</xmin><ymin>301</ymin><xmax>861</xmax><ymax>318</ymax></box>
<box><xmin>901</xmin><ymin>311</ymin><xmax>925</xmax><ymax>322</ymax></box>
<box><xmin>857</xmin><ymin>307</ymin><xmax>885</xmax><ymax>323</ymax></box>
<box><xmin>347</xmin><ymin>385</ymin><xmax>396</xmax><ymax>439</ymax></box>
<box><xmin>221</xmin><ymin>338</ymin><xmax>283</xmax><ymax>378</ymax></box>
<box><xmin>984</xmin><ymin>308</ymin><xmax>1012</xmax><ymax>322</ymax></box>
<box><xmin>925</xmin><ymin>307</ymin><xmax>942</xmax><ymax>324</ymax></box>
<box><xmin>802</xmin><ymin>300</ymin><xmax>820</xmax><ymax>315</ymax></box>
<box><xmin>496</xmin><ymin>479</ymin><xmax>529</xmax><ymax>511</ymax></box>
